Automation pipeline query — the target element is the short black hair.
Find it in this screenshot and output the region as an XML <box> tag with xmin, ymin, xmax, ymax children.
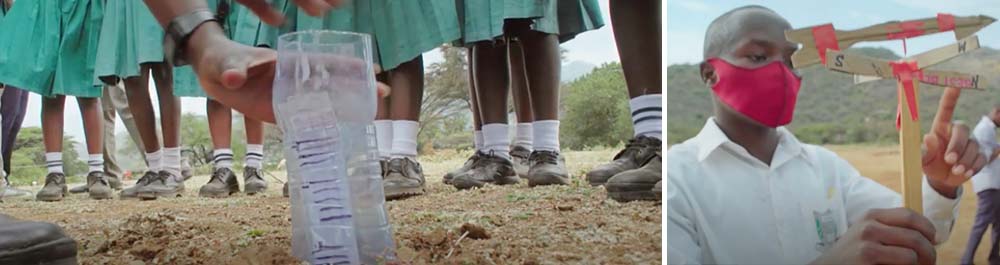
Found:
<box><xmin>702</xmin><ymin>5</ymin><xmax>781</xmax><ymax>60</ymax></box>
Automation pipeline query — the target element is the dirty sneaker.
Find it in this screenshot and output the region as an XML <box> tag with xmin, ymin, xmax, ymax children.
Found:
<box><xmin>86</xmin><ymin>171</ymin><xmax>113</xmax><ymax>200</ymax></box>
<box><xmin>585</xmin><ymin>136</ymin><xmax>661</xmax><ymax>186</ymax></box>
<box><xmin>450</xmin><ymin>152</ymin><xmax>518</xmax><ymax>190</ymax></box>
<box><xmin>383</xmin><ymin>157</ymin><xmax>426</xmax><ymax>200</ymax></box>
<box><xmin>0</xmin><ymin>177</ymin><xmax>30</xmax><ymax>199</ymax></box>
<box><xmin>606</xmin><ymin>152</ymin><xmax>662</xmax><ymax>202</ymax></box>
<box><xmin>35</xmin><ymin>173</ymin><xmax>67</xmax><ymax>202</ymax></box>
<box><xmin>443</xmin><ymin>152</ymin><xmax>482</xmax><ymax>185</ymax></box>
<box><xmin>137</xmin><ymin>171</ymin><xmax>186</xmax><ymax>200</ymax></box>
<box><xmin>120</xmin><ymin>171</ymin><xmax>159</xmax><ymax>199</ymax></box>
<box><xmin>243</xmin><ymin>166</ymin><xmax>268</xmax><ymax>195</ymax></box>
<box><xmin>510</xmin><ymin>145</ymin><xmax>531</xmax><ymax>179</ymax></box>
<box><xmin>527</xmin><ymin>150</ymin><xmax>570</xmax><ymax>187</ymax></box>
<box><xmin>199</xmin><ymin>167</ymin><xmax>239</xmax><ymax>198</ymax></box>
<box><xmin>71</xmin><ymin>173</ymin><xmax>124</xmax><ymax>193</ymax></box>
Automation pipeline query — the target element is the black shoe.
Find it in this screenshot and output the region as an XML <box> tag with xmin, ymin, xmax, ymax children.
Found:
<box><xmin>443</xmin><ymin>152</ymin><xmax>482</xmax><ymax>185</ymax></box>
<box><xmin>35</xmin><ymin>173</ymin><xmax>67</xmax><ymax>202</ymax></box>
<box><xmin>450</xmin><ymin>151</ymin><xmax>518</xmax><ymax>190</ymax></box>
<box><xmin>86</xmin><ymin>171</ymin><xmax>113</xmax><ymax>200</ymax></box>
<box><xmin>383</xmin><ymin>157</ymin><xmax>426</xmax><ymax>200</ymax></box>
<box><xmin>526</xmin><ymin>150</ymin><xmax>570</xmax><ymax>187</ymax></box>
<box><xmin>606</xmin><ymin>152</ymin><xmax>662</xmax><ymax>202</ymax></box>
<box><xmin>243</xmin><ymin>166</ymin><xmax>268</xmax><ymax>195</ymax></box>
<box><xmin>198</xmin><ymin>167</ymin><xmax>239</xmax><ymax>198</ymax></box>
<box><xmin>0</xmin><ymin>214</ymin><xmax>78</xmax><ymax>265</ymax></box>
<box><xmin>120</xmin><ymin>171</ymin><xmax>159</xmax><ymax>199</ymax></box>
<box><xmin>585</xmin><ymin>136</ymin><xmax>661</xmax><ymax>186</ymax></box>
<box><xmin>137</xmin><ymin>171</ymin><xmax>186</xmax><ymax>200</ymax></box>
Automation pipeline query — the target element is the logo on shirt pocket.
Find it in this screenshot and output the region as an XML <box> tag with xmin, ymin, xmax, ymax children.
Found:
<box><xmin>813</xmin><ymin>209</ymin><xmax>838</xmax><ymax>252</ymax></box>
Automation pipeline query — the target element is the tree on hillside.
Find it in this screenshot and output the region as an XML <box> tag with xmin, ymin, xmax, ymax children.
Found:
<box><xmin>180</xmin><ymin>113</ymin><xmax>213</xmax><ymax>167</ymax></box>
<box><xmin>419</xmin><ymin>45</ymin><xmax>473</xmax><ymax>151</ymax></box>
<box><xmin>560</xmin><ymin>62</ymin><xmax>632</xmax><ymax>149</ymax></box>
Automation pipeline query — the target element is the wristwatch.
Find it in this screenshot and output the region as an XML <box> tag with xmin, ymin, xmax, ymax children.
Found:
<box><xmin>163</xmin><ymin>9</ymin><xmax>218</xmax><ymax>66</ymax></box>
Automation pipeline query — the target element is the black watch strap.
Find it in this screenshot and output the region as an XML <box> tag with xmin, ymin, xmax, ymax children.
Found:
<box><xmin>163</xmin><ymin>9</ymin><xmax>217</xmax><ymax>66</ymax></box>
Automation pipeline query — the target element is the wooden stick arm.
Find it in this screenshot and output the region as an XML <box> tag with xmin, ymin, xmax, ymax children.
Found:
<box><xmin>908</xmin><ymin>35</ymin><xmax>980</xmax><ymax>68</ymax></box>
<box><xmin>787</xmin><ymin>15</ymin><xmax>995</xmax><ymax>68</ymax></box>
<box><xmin>824</xmin><ymin>50</ymin><xmax>987</xmax><ymax>90</ymax></box>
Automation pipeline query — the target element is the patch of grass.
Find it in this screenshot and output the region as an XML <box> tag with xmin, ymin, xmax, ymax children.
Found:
<box><xmin>246</xmin><ymin>229</ymin><xmax>265</xmax><ymax>238</ymax></box>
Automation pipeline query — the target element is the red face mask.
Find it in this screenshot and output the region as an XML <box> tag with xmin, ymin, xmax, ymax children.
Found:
<box><xmin>707</xmin><ymin>58</ymin><xmax>802</xmax><ymax>127</ymax></box>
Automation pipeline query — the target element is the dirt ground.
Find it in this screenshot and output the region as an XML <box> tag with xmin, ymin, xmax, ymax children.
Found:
<box><xmin>0</xmin><ymin>149</ymin><xmax>663</xmax><ymax>265</ymax></box>
<box><xmin>828</xmin><ymin>145</ymin><xmax>991</xmax><ymax>264</ymax></box>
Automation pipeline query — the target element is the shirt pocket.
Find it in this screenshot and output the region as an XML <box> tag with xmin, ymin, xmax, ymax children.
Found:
<box><xmin>798</xmin><ymin>186</ymin><xmax>848</xmax><ymax>255</ymax></box>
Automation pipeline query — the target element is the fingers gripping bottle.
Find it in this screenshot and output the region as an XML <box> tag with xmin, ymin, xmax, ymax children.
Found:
<box><xmin>273</xmin><ymin>30</ymin><xmax>396</xmax><ymax>265</ymax></box>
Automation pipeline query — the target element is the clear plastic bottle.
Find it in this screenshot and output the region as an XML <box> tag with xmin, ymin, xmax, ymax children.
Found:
<box><xmin>273</xmin><ymin>30</ymin><xmax>396</xmax><ymax>265</ymax></box>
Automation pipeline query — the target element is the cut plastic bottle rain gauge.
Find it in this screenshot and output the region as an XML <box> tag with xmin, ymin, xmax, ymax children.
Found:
<box><xmin>786</xmin><ymin>13</ymin><xmax>995</xmax><ymax>213</ymax></box>
<box><xmin>272</xmin><ymin>30</ymin><xmax>397</xmax><ymax>264</ymax></box>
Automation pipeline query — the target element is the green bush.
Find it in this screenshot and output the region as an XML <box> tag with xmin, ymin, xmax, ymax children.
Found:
<box><xmin>561</xmin><ymin>62</ymin><xmax>633</xmax><ymax>150</ymax></box>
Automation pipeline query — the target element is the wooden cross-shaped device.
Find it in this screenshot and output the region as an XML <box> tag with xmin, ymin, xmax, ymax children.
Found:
<box><xmin>786</xmin><ymin>14</ymin><xmax>995</xmax><ymax>213</ymax></box>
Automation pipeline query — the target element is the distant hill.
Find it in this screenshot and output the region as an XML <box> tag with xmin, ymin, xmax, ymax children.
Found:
<box><xmin>667</xmin><ymin>47</ymin><xmax>1000</xmax><ymax>144</ymax></box>
<box><xmin>562</xmin><ymin>61</ymin><xmax>597</xmax><ymax>82</ymax></box>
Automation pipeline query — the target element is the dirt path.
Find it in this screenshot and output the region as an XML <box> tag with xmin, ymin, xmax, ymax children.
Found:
<box><xmin>0</xmin><ymin>149</ymin><xmax>663</xmax><ymax>264</ymax></box>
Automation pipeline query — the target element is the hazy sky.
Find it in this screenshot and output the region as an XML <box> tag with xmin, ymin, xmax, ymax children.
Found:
<box><xmin>29</xmin><ymin>1</ymin><xmax>622</xmax><ymax>143</ymax></box>
<box><xmin>667</xmin><ymin>0</ymin><xmax>1000</xmax><ymax>65</ymax></box>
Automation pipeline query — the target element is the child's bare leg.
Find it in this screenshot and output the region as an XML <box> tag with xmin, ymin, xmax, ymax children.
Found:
<box><xmin>383</xmin><ymin>57</ymin><xmax>426</xmax><ymax>200</ymax></box>
<box><xmin>123</xmin><ymin>67</ymin><xmax>161</xmax><ymax>155</ymax></box>
<box><xmin>611</xmin><ymin>0</ymin><xmax>661</xmax><ymax>97</ymax></box>
<box><xmin>242</xmin><ymin>116</ymin><xmax>267</xmax><ymax>194</ymax></box>
<box><xmin>374</xmin><ymin>73</ymin><xmax>392</xmax><ymax>162</ymax></box>
<box><xmin>200</xmin><ymin>99</ymin><xmax>239</xmax><ymax>198</ymax></box>
<box><xmin>37</xmin><ymin>95</ymin><xmax>68</xmax><ymax>201</ymax></box>
<box><xmin>516</xmin><ymin>26</ymin><xmax>569</xmax><ymax>186</ymax></box>
<box><xmin>507</xmin><ymin>39</ymin><xmax>534</xmax><ymax>176</ymax></box>
<box><xmin>445</xmin><ymin>51</ymin><xmax>483</xmax><ymax>184</ymax></box>
<box><xmin>150</xmin><ymin>63</ymin><xmax>184</xmax><ymax>181</ymax></box>
<box><xmin>77</xmin><ymin>96</ymin><xmax>113</xmax><ymax>198</ymax></box>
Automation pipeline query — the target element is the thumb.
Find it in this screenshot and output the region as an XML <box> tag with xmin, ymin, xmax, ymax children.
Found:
<box><xmin>923</xmin><ymin>133</ymin><xmax>942</xmax><ymax>165</ymax></box>
<box><xmin>219</xmin><ymin>48</ymin><xmax>277</xmax><ymax>90</ymax></box>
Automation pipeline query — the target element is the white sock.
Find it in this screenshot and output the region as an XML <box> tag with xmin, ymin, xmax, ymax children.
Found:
<box><xmin>533</xmin><ymin>120</ymin><xmax>560</xmax><ymax>152</ymax></box>
<box><xmin>245</xmin><ymin>144</ymin><xmax>264</xmax><ymax>169</ymax></box>
<box><xmin>45</xmin><ymin>152</ymin><xmax>63</xmax><ymax>174</ymax></box>
<box><xmin>474</xmin><ymin>130</ymin><xmax>484</xmax><ymax>150</ymax></box>
<box><xmin>163</xmin><ymin>147</ymin><xmax>182</xmax><ymax>177</ymax></box>
<box><xmin>630</xmin><ymin>94</ymin><xmax>662</xmax><ymax>139</ymax></box>
<box><xmin>374</xmin><ymin>120</ymin><xmax>393</xmax><ymax>160</ymax></box>
<box><xmin>482</xmin><ymin>123</ymin><xmax>512</xmax><ymax>160</ymax></box>
<box><xmin>146</xmin><ymin>150</ymin><xmax>163</xmax><ymax>172</ymax></box>
<box><xmin>88</xmin><ymin>154</ymin><xmax>104</xmax><ymax>173</ymax></box>
<box><xmin>514</xmin><ymin>123</ymin><xmax>533</xmax><ymax>149</ymax></box>
<box><xmin>214</xmin><ymin>149</ymin><xmax>234</xmax><ymax>169</ymax></box>
<box><xmin>390</xmin><ymin>120</ymin><xmax>419</xmax><ymax>159</ymax></box>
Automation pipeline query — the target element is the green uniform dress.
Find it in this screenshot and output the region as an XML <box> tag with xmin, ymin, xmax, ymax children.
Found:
<box><xmin>93</xmin><ymin>0</ymin><xmax>166</xmax><ymax>84</ymax></box>
<box><xmin>454</xmin><ymin>0</ymin><xmax>603</xmax><ymax>45</ymax></box>
<box><xmin>0</xmin><ymin>0</ymin><xmax>104</xmax><ymax>98</ymax></box>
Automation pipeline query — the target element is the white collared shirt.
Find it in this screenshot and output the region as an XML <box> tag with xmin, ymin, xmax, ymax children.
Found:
<box><xmin>971</xmin><ymin>116</ymin><xmax>1000</xmax><ymax>193</ymax></box>
<box><xmin>667</xmin><ymin>118</ymin><xmax>961</xmax><ymax>265</ymax></box>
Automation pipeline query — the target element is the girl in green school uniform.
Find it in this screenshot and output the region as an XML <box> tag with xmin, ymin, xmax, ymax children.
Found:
<box><xmin>94</xmin><ymin>0</ymin><xmax>184</xmax><ymax>200</ymax></box>
<box><xmin>447</xmin><ymin>0</ymin><xmax>604</xmax><ymax>190</ymax></box>
<box><xmin>174</xmin><ymin>0</ymin><xmax>269</xmax><ymax>198</ymax></box>
<box><xmin>0</xmin><ymin>0</ymin><xmax>109</xmax><ymax>201</ymax></box>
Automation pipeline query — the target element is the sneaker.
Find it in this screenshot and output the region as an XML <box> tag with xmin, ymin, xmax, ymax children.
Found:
<box><xmin>450</xmin><ymin>151</ymin><xmax>518</xmax><ymax>190</ymax></box>
<box><xmin>198</xmin><ymin>167</ymin><xmax>239</xmax><ymax>198</ymax></box>
<box><xmin>71</xmin><ymin>173</ymin><xmax>119</xmax><ymax>195</ymax></box>
<box><xmin>120</xmin><ymin>171</ymin><xmax>159</xmax><ymax>199</ymax></box>
<box><xmin>526</xmin><ymin>150</ymin><xmax>570</xmax><ymax>187</ymax></box>
<box><xmin>0</xmin><ymin>178</ymin><xmax>30</xmax><ymax>199</ymax></box>
<box><xmin>586</xmin><ymin>136</ymin><xmax>661</xmax><ymax>186</ymax></box>
<box><xmin>606</xmin><ymin>152</ymin><xmax>662</xmax><ymax>202</ymax></box>
<box><xmin>0</xmin><ymin>214</ymin><xmax>78</xmax><ymax>265</ymax></box>
<box><xmin>243</xmin><ymin>166</ymin><xmax>268</xmax><ymax>195</ymax></box>
<box><xmin>137</xmin><ymin>171</ymin><xmax>186</xmax><ymax>200</ymax></box>
<box><xmin>35</xmin><ymin>173</ymin><xmax>67</xmax><ymax>202</ymax></box>
<box><xmin>86</xmin><ymin>172</ymin><xmax>113</xmax><ymax>200</ymax></box>
<box><xmin>510</xmin><ymin>145</ymin><xmax>531</xmax><ymax>179</ymax></box>
<box><xmin>443</xmin><ymin>152</ymin><xmax>481</xmax><ymax>185</ymax></box>
<box><xmin>383</xmin><ymin>157</ymin><xmax>426</xmax><ymax>200</ymax></box>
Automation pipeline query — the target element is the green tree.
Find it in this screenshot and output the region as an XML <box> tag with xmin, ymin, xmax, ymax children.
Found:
<box><xmin>419</xmin><ymin>45</ymin><xmax>473</xmax><ymax>151</ymax></box>
<box><xmin>180</xmin><ymin>113</ymin><xmax>212</xmax><ymax>167</ymax></box>
<box><xmin>8</xmin><ymin>127</ymin><xmax>86</xmax><ymax>185</ymax></box>
<box><xmin>560</xmin><ymin>62</ymin><xmax>632</xmax><ymax>150</ymax></box>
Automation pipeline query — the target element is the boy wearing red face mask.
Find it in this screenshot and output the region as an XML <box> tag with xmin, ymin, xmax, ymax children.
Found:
<box><xmin>667</xmin><ymin>5</ymin><xmax>987</xmax><ymax>264</ymax></box>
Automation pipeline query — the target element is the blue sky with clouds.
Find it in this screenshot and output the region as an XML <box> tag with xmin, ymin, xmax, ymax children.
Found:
<box><xmin>667</xmin><ymin>0</ymin><xmax>1000</xmax><ymax>65</ymax></box>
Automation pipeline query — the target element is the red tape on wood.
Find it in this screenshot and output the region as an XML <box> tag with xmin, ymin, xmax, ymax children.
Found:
<box><xmin>887</xmin><ymin>21</ymin><xmax>927</xmax><ymax>40</ymax></box>
<box><xmin>811</xmin><ymin>24</ymin><xmax>839</xmax><ymax>65</ymax></box>
<box><xmin>937</xmin><ymin>13</ymin><xmax>956</xmax><ymax>32</ymax></box>
<box><xmin>891</xmin><ymin>61</ymin><xmax>922</xmax><ymax>129</ymax></box>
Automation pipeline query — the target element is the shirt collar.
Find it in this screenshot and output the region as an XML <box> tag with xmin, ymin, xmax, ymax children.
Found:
<box><xmin>692</xmin><ymin>117</ymin><xmax>808</xmax><ymax>167</ymax></box>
